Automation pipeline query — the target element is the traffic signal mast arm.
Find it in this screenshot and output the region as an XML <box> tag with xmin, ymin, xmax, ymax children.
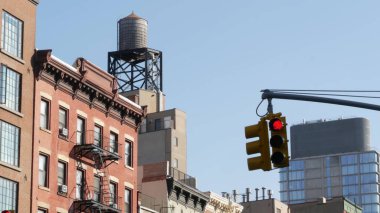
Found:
<box><xmin>262</xmin><ymin>89</ymin><xmax>380</xmax><ymax>113</ymax></box>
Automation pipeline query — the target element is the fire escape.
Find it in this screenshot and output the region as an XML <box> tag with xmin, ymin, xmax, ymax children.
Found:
<box><xmin>72</xmin><ymin>130</ymin><xmax>121</xmax><ymax>213</ymax></box>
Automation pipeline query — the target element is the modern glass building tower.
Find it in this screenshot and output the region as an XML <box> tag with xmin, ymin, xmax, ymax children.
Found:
<box><xmin>279</xmin><ymin>118</ymin><xmax>380</xmax><ymax>213</ymax></box>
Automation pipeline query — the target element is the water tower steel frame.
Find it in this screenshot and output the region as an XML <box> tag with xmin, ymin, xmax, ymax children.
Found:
<box><xmin>107</xmin><ymin>47</ymin><xmax>163</xmax><ymax>93</ymax></box>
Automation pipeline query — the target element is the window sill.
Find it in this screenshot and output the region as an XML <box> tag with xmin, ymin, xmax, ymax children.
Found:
<box><xmin>0</xmin><ymin>49</ymin><xmax>25</xmax><ymax>64</ymax></box>
<box><xmin>58</xmin><ymin>135</ymin><xmax>69</xmax><ymax>141</ymax></box>
<box><xmin>0</xmin><ymin>161</ymin><xmax>21</xmax><ymax>172</ymax></box>
<box><xmin>38</xmin><ymin>186</ymin><xmax>50</xmax><ymax>192</ymax></box>
<box><xmin>0</xmin><ymin>104</ymin><xmax>23</xmax><ymax>118</ymax></box>
<box><xmin>125</xmin><ymin>165</ymin><xmax>134</xmax><ymax>171</ymax></box>
<box><xmin>57</xmin><ymin>192</ymin><xmax>68</xmax><ymax>197</ymax></box>
<box><xmin>40</xmin><ymin>127</ymin><xmax>51</xmax><ymax>134</ymax></box>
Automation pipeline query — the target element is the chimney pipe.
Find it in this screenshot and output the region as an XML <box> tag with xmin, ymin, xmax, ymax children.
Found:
<box><xmin>232</xmin><ymin>190</ymin><xmax>237</xmax><ymax>202</ymax></box>
<box><xmin>222</xmin><ymin>192</ymin><xmax>226</xmax><ymax>198</ymax></box>
<box><xmin>262</xmin><ymin>187</ymin><xmax>266</xmax><ymax>200</ymax></box>
<box><xmin>268</xmin><ymin>190</ymin><xmax>272</xmax><ymax>199</ymax></box>
<box><xmin>246</xmin><ymin>188</ymin><xmax>251</xmax><ymax>202</ymax></box>
<box><xmin>255</xmin><ymin>188</ymin><xmax>259</xmax><ymax>201</ymax></box>
<box><xmin>242</xmin><ymin>194</ymin><xmax>246</xmax><ymax>203</ymax></box>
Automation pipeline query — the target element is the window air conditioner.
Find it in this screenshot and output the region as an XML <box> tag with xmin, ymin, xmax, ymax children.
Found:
<box><xmin>110</xmin><ymin>203</ymin><xmax>118</xmax><ymax>209</ymax></box>
<box><xmin>58</xmin><ymin>184</ymin><xmax>68</xmax><ymax>193</ymax></box>
<box><xmin>59</xmin><ymin>128</ymin><xmax>68</xmax><ymax>137</ymax></box>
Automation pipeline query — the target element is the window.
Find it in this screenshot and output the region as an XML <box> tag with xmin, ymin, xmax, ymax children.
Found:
<box><xmin>172</xmin><ymin>158</ymin><xmax>178</xmax><ymax>168</ymax></box>
<box><xmin>110</xmin><ymin>182</ymin><xmax>117</xmax><ymax>205</ymax></box>
<box><xmin>76</xmin><ymin>169</ymin><xmax>84</xmax><ymax>200</ymax></box>
<box><xmin>124</xmin><ymin>188</ymin><xmax>131</xmax><ymax>213</ymax></box>
<box><xmin>0</xmin><ymin>65</ymin><xmax>20</xmax><ymax>111</ymax></box>
<box><xmin>94</xmin><ymin>176</ymin><xmax>101</xmax><ymax>202</ymax></box>
<box><xmin>0</xmin><ymin>177</ymin><xmax>17</xmax><ymax>211</ymax></box>
<box><xmin>94</xmin><ymin>125</ymin><xmax>102</xmax><ymax>147</ymax></box>
<box><xmin>110</xmin><ymin>132</ymin><xmax>118</xmax><ymax>153</ymax></box>
<box><xmin>76</xmin><ymin>117</ymin><xmax>85</xmax><ymax>144</ymax></box>
<box><xmin>154</xmin><ymin>119</ymin><xmax>161</xmax><ymax>130</ymax></box>
<box><xmin>58</xmin><ymin>107</ymin><xmax>68</xmax><ymax>137</ymax></box>
<box><xmin>40</xmin><ymin>99</ymin><xmax>49</xmax><ymax>129</ymax></box>
<box><xmin>1</xmin><ymin>12</ymin><xmax>23</xmax><ymax>58</ymax></box>
<box><xmin>38</xmin><ymin>154</ymin><xmax>48</xmax><ymax>187</ymax></box>
<box><xmin>172</xmin><ymin>137</ymin><xmax>178</xmax><ymax>147</ymax></box>
<box><xmin>57</xmin><ymin>161</ymin><xmax>67</xmax><ymax>186</ymax></box>
<box><xmin>276</xmin><ymin>208</ymin><xmax>281</xmax><ymax>213</ymax></box>
<box><xmin>164</xmin><ymin>116</ymin><xmax>171</xmax><ymax>128</ymax></box>
<box><xmin>125</xmin><ymin>140</ymin><xmax>132</xmax><ymax>167</ymax></box>
<box><xmin>0</xmin><ymin>120</ymin><xmax>20</xmax><ymax>166</ymax></box>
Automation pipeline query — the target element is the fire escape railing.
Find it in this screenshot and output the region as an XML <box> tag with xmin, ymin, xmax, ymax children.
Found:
<box><xmin>72</xmin><ymin>130</ymin><xmax>122</xmax><ymax>213</ymax></box>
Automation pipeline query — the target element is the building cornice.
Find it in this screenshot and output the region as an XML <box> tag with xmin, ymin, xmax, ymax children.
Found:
<box><xmin>33</xmin><ymin>49</ymin><xmax>146</xmax><ymax>128</ymax></box>
<box><xmin>166</xmin><ymin>177</ymin><xmax>209</xmax><ymax>211</ymax></box>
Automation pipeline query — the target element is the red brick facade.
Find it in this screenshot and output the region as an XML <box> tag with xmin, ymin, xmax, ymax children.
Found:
<box><xmin>32</xmin><ymin>50</ymin><xmax>145</xmax><ymax>213</ymax></box>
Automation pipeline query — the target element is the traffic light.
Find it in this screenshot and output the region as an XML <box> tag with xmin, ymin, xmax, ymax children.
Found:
<box><xmin>2</xmin><ymin>210</ymin><xmax>15</xmax><ymax>213</ymax></box>
<box><xmin>245</xmin><ymin>119</ymin><xmax>271</xmax><ymax>171</ymax></box>
<box><xmin>268</xmin><ymin>114</ymin><xmax>289</xmax><ymax>168</ymax></box>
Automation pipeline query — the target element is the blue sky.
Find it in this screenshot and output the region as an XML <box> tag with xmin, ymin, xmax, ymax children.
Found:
<box><xmin>37</xmin><ymin>1</ymin><xmax>380</xmax><ymax>199</ymax></box>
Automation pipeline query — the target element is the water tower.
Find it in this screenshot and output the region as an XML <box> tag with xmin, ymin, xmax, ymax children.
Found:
<box><xmin>108</xmin><ymin>12</ymin><xmax>163</xmax><ymax>93</ymax></box>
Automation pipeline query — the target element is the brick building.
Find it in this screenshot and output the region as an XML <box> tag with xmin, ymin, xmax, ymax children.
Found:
<box><xmin>32</xmin><ymin>50</ymin><xmax>145</xmax><ymax>212</ymax></box>
<box><xmin>0</xmin><ymin>0</ymin><xmax>39</xmax><ymax>212</ymax></box>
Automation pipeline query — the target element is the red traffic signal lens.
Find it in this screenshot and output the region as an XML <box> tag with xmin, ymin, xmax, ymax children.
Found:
<box><xmin>269</xmin><ymin>118</ymin><xmax>283</xmax><ymax>131</ymax></box>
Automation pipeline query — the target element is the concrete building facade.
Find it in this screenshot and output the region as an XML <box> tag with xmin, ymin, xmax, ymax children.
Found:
<box><xmin>138</xmin><ymin>161</ymin><xmax>209</xmax><ymax>213</ymax></box>
<box><xmin>240</xmin><ymin>198</ymin><xmax>289</xmax><ymax>213</ymax></box>
<box><xmin>280</xmin><ymin>118</ymin><xmax>379</xmax><ymax>213</ymax></box>
<box><xmin>32</xmin><ymin>50</ymin><xmax>144</xmax><ymax>213</ymax></box>
<box><xmin>138</xmin><ymin>108</ymin><xmax>187</xmax><ymax>173</ymax></box>
<box><xmin>0</xmin><ymin>0</ymin><xmax>38</xmax><ymax>212</ymax></box>
<box><xmin>289</xmin><ymin>197</ymin><xmax>362</xmax><ymax>213</ymax></box>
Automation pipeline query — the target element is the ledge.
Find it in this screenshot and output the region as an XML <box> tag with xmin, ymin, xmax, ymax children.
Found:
<box><xmin>0</xmin><ymin>104</ymin><xmax>24</xmax><ymax>118</ymax></box>
<box><xmin>40</xmin><ymin>127</ymin><xmax>51</xmax><ymax>134</ymax></box>
<box><xmin>0</xmin><ymin>161</ymin><xmax>21</xmax><ymax>172</ymax></box>
<box><xmin>38</xmin><ymin>186</ymin><xmax>51</xmax><ymax>192</ymax></box>
<box><xmin>0</xmin><ymin>49</ymin><xmax>25</xmax><ymax>64</ymax></box>
<box><xmin>125</xmin><ymin>165</ymin><xmax>134</xmax><ymax>171</ymax></box>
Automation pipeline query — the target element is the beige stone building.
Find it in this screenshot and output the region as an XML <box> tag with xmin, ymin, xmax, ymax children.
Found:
<box><xmin>204</xmin><ymin>192</ymin><xmax>243</xmax><ymax>213</ymax></box>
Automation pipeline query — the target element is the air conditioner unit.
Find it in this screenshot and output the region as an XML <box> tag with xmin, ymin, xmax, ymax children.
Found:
<box><xmin>110</xmin><ymin>203</ymin><xmax>118</xmax><ymax>209</ymax></box>
<box><xmin>58</xmin><ymin>184</ymin><xmax>68</xmax><ymax>193</ymax></box>
<box><xmin>59</xmin><ymin>128</ymin><xmax>68</xmax><ymax>137</ymax></box>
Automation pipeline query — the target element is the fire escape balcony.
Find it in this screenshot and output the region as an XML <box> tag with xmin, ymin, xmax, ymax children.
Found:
<box><xmin>73</xmin><ymin>130</ymin><xmax>121</xmax><ymax>167</ymax></box>
<box><xmin>73</xmin><ymin>186</ymin><xmax>122</xmax><ymax>213</ymax></box>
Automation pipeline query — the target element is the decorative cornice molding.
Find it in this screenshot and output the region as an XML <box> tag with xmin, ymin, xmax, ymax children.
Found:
<box><xmin>33</xmin><ymin>49</ymin><xmax>145</xmax><ymax>126</ymax></box>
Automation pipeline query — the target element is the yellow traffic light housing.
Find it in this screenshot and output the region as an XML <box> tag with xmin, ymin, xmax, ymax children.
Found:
<box><xmin>245</xmin><ymin>119</ymin><xmax>271</xmax><ymax>171</ymax></box>
<box><xmin>268</xmin><ymin>113</ymin><xmax>289</xmax><ymax>168</ymax></box>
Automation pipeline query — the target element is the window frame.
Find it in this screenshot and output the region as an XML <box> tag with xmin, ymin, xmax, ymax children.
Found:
<box><xmin>76</xmin><ymin>116</ymin><xmax>86</xmax><ymax>145</ymax></box>
<box><xmin>0</xmin><ymin>65</ymin><xmax>21</xmax><ymax>112</ymax></box>
<box><xmin>38</xmin><ymin>153</ymin><xmax>49</xmax><ymax>187</ymax></box>
<box><xmin>110</xmin><ymin>131</ymin><xmax>118</xmax><ymax>153</ymax></box>
<box><xmin>57</xmin><ymin>160</ymin><xmax>67</xmax><ymax>186</ymax></box>
<box><xmin>124</xmin><ymin>188</ymin><xmax>132</xmax><ymax>213</ymax></box>
<box><xmin>125</xmin><ymin>140</ymin><xmax>133</xmax><ymax>168</ymax></box>
<box><xmin>1</xmin><ymin>11</ymin><xmax>24</xmax><ymax>59</ymax></box>
<box><xmin>94</xmin><ymin>175</ymin><xmax>102</xmax><ymax>202</ymax></box>
<box><xmin>109</xmin><ymin>181</ymin><xmax>118</xmax><ymax>206</ymax></box>
<box><xmin>0</xmin><ymin>176</ymin><xmax>18</xmax><ymax>212</ymax></box>
<box><xmin>94</xmin><ymin>124</ymin><xmax>103</xmax><ymax>147</ymax></box>
<box><xmin>40</xmin><ymin>98</ymin><xmax>50</xmax><ymax>130</ymax></box>
<box><xmin>76</xmin><ymin>169</ymin><xmax>85</xmax><ymax>200</ymax></box>
<box><xmin>58</xmin><ymin>107</ymin><xmax>69</xmax><ymax>138</ymax></box>
<box><xmin>0</xmin><ymin>120</ymin><xmax>20</xmax><ymax>167</ymax></box>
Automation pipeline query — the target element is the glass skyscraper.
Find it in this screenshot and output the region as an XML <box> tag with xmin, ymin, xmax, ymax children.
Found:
<box><xmin>280</xmin><ymin>151</ymin><xmax>380</xmax><ymax>213</ymax></box>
